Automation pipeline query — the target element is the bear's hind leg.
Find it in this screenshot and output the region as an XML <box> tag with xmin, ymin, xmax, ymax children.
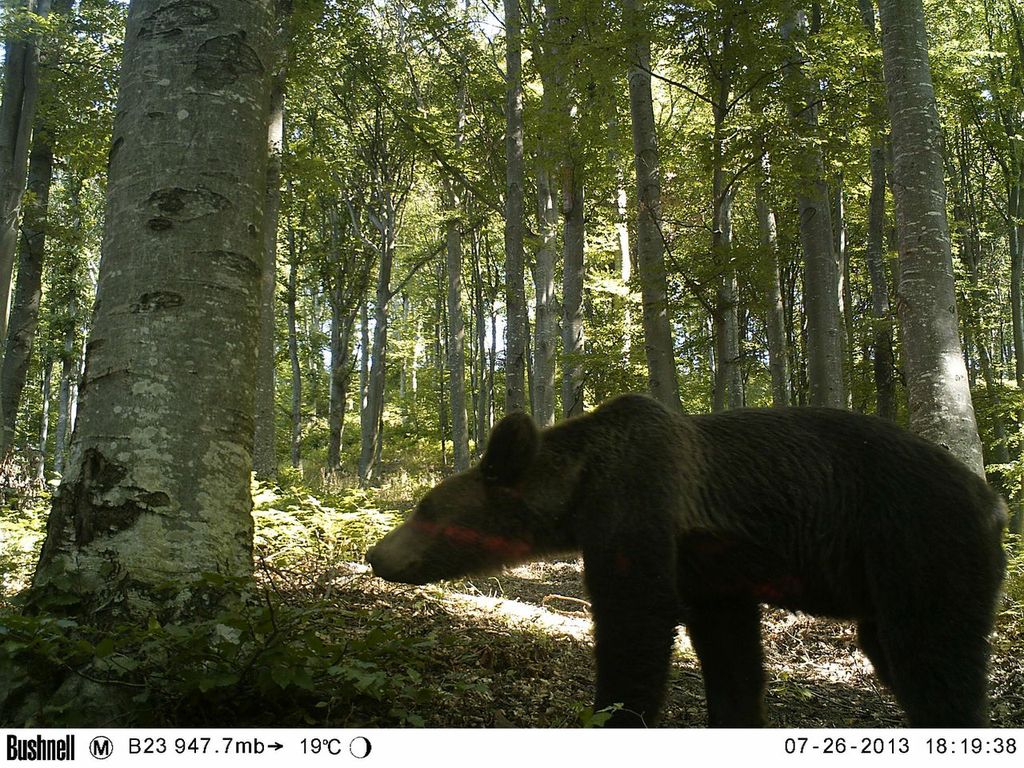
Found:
<box><xmin>873</xmin><ymin>611</ymin><xmax>991</xmax><ymax>727</ymax></box>
<box><xmin>856</xmin><ymin>619</ymin><xmax>894</xmax><ymax>687</ymax></box>
<box><xmin>686</xmin><ymin>601</ymin><xmax>766</xmax><ymax>727</ymax></box>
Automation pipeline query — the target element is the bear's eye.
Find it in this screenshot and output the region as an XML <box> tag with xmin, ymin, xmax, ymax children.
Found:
<box><xmin>416</xmin><ymin>500</ymin><xmax>437</xmax><ymax>522</ymax></box>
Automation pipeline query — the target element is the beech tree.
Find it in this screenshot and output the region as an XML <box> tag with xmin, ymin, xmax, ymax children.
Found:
<box><xmin>33</xmin><ymin>0</ymin><xmax>275</xmax><ymax>613</ymax></box>
<box><xmin>0</xmin><ymin>0</ymin><xmax>50</xmax><ymax>347</ymax></box>
<box><xmin>878</xmin><ymin>0</ymin><xmax>985</xmax><ymax>475</ymax></box>
<box><xmin>625</xmin><ymin>0</ymin><xmax>682</xmax><ymax>413</ymax></box>
<box><xmin>253</xmin><ymin>3</ymin><xmax>291</xmax><ymax>481</ymax></box>
<box><xmin>504</xmin><ymin>0</ymin><xmax>527</xmax><ymax>414</ymax></box>
<box><xmin>782</xmin><ymin>4</ymin><xmax>845</xmax><ymax>410</ymax></box>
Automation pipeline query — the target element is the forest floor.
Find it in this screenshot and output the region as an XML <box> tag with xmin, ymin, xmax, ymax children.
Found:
<box><xmin>310</xmin><ymin>553</ymin><xmax>1024</xmax><ymax>728</ymax></box>
<box><xmin>3</xmin><ymin>476</ymin><xmax>1023</xmax><ymax>728</ymax></box>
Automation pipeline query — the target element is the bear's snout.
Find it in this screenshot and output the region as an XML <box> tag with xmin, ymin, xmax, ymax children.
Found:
<box><xmin>365</xmin><ymin>536</ymin><xmax>423</xmax><ymax>583</ymax></box>
<box><xmin>365</xmin><ymin>544</ymin><xmax>384</xmax><ymax>575</ymax></box>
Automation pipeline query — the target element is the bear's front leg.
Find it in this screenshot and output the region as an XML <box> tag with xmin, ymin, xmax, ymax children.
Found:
<box><xmin>685</xmin><ymin>600</ymin><xmax>766</xmax><ymax>726</ymax></box>
<box><xmin>591</xmin><ymin>611</ymin><xmax>678</xmax><ymax>726</ymax></box>
<box><xmin>585</xmin><ymin>556</ymin><xmax>680</xmax><ymax>727</ymax></box>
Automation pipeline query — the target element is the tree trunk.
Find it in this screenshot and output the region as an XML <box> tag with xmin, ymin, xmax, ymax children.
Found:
<box><xmin>503</xmin><ymin>0</ymin><xmax>527</xmax><ymax>414</ymax></box>
<box><xmin>868</xmin><ymin>147</ymin><xmax>897</xmax><ymax>419</ymax></box>
<box><xmin>473</xmin><ymin>226</ymin><xmax>489</xmax><ymax>452</ymax></box>
<box><xmin>304</xmin><ymin>285</ymin><xmax>322</xmax><ymax>417</ymax></box>
<box><xmin>878</xmin><ymin>0</ymin><xmax>985</xmax><ymax>475</ymax></box>
<box><xmin>0</xmin><ymin>0</ymin><xmax>51</xmax><ymax>347</ymax></box>
<box><xmin>561</xmin><ymin>162</ymin><xmax>585</xmax><ymax>418</ymax></box>
<box><xmin>52</xmin><ymin>173</ymin><xmax>81</xmax><ymax>478</ymax></box>
<box><xmin>359</xmin><ymin>203</ymin><xmax>394</xmax><ymax>485</ymax></box>
<box><xmin>625</xmin><ymin>0</ymin><xmax>681</xmax><ymax>413</ymax></box>
<box><xmin>835</xmin><ymin>176</ymin><xmax>857</xmax><ymax>406</ymax></box>
<box><xmin>34</xmin><ymin>0</ymin><xmax>274</xmax><ymax>614</ymax></box>
<box><xmin>859</xmin><ymin>0</ymin><xmax>897</xmax><ymax>420</ymax></box>
<box><xmin>253</xmin><ymin>67</ymin><xmax>285</xmax><ymax>481</ymax></box>
<box><xmin>710</xmin><ymin>31</ymin><xmax>741</xmax><ymax>412</ymax></box>
<box><xmin>35</xmin><ymin>356</ymin><xmax>51</xmax><ymax>483</ymax></box>
<box><xmin>446</xmin><ymin>203</ymin><xmax>470</xmax><ymax>471</ymax></box>
<box><xmin>533</xmin><ymin>165</ymin><xmax>557</xmax><ymax>427</ymax></box>
<box><xmin>53</xmin><ymin>289</ymin><xmax>77</xmax><ymax>478</ymax></box>
<box><xmin>712</xmin><ymin>185</ymin><xmax>741</xmax><ymax>411</ymax></box>
<box><xmin>359</xmin><ymin>299</ymin><xmax>369</xmax><ymax>415</ymax></box>
<box><xmin>436</xmin><ymin>259</ymin><xmax>448</xmax><ymax>467</ymax></box>
<box><xmin>1009</xmin><ymin>173</ymin><xmax>1024</xmax><ymax>388</ymax></box>
<box><xmin>616</xmin><ymin>173</ymin><xmax>632</xmax><ymax>357</ymax></box>
<box><xmin>286</xmin><ymin>223</ymin><xmax>301</xmax><ymax>470</ymax></box>
<box><xmin>756</xmin><ymin>154</ymin><xmax>790</xmax><ymax>408</ymax></box>
<box><xmin>608</xmin><ymin>113</ymin><xmax>632</xmax><ymax>358</ymax></box>
<box><xmin>783</xmin><ymin>8</ymin><xmax>845</xmax><ymax>409</ymax></box>
<box><xmin>0</xmin><ymin>138</ymin><xmax>51</xmax><ymax>455</ymax></box>
<box><xmin>327</xmin><ymin>282</ymin><xmax>353</xmax><ymax>474</ymax></box>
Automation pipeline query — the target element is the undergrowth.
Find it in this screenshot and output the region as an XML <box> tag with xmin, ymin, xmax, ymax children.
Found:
<box><xmin>0</xmin><ymin>473</ymin><xmax>495</xmax><ymax>727</ymax></box>
<box><xmin>1</xmin><ymin>476</ymin><xmax>1022</xmax><ymax>727</ymax></box>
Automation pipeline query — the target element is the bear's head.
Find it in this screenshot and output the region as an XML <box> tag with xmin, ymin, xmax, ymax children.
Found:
<box><xmin>366</xmin><ymin>411</ymin><xmax>575</xmax><ymax>585</ymax></box>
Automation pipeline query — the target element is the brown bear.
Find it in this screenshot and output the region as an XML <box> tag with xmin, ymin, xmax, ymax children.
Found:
<box><xmin>366</xmin><ymin>394</ymin><xmax>1007</xmax><ymax>727</ymax></box>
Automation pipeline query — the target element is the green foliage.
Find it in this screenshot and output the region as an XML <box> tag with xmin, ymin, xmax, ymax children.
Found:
<box><xmin>999</xmin><ymin>536</ymin><xmax>1024</xmax><ymax>614</ymax></box>
<box><xmin>0</xmin><ymin>579</ymin><xmax>457</xmax><ymax>726</ymax></box>
<box><xmin>577</xmin><ymin>702</ymin><xmax>622</xmax><ymax>728</ymax></box>
<box><xmin>252</xmin><ymin>475</ymin><xmax>397</xmax><ymax>566</ymax></box>
<box><xmin>0</xmin><ymin>475</ymin><xmax>489</xmax><ymax>726</ymax></box>
<box><xmin>0</xmin><ymin>491</ymin><xmax>49</xmax><ymax>600</ymax></box>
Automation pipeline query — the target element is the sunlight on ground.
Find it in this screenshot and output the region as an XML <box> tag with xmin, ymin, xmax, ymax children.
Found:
<box><xmin>443</xmin><ymin>591</ymin><xmax>594</xmax><ymax>638</ymax></box>
<box><xmin>347</xmin><ymin>558</ymin><xmax>697</xmax><ymax>652</ymax></box>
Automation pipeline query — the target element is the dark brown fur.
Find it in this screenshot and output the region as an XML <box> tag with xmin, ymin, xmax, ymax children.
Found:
<box><xmin>367</xmin><ymin>394</ymin><xmax>1007</xmax><ymax>727</ymax></box>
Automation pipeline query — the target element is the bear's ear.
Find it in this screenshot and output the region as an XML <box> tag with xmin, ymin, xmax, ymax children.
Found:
<box><xmin>481</xmin><ymin>411</ymin><xmax>540</xmax><ymax>486</ymax></box>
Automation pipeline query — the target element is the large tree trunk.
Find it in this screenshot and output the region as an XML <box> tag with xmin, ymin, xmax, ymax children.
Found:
<box><xmin>0</xmin><ymin>0</ymin><xmax>50</xmax><ymax>347</ymax></box>
<box><xmin>33</xmin><ymin>0</ymin><xmax>274</xmax><ymax>614</ymax></box>
<box><xmin>625</xmin><ymin>0</ymin><xmax>681</xmax><ymax>413</ymax></box>
<box><xmin>503</xmin><ymin>0</ymin><xmax>527</xmax><ymax>414</ymax></box>
<box><xmin>609</xmin><ymin>114</ymin><xmax>632</xmax><ymax>357</ymax></box>
<box><xmin>0</xmin><ymin>138</ymin><xmax>51</xmax><ymax>455</ymax></box>
<box><xmin>445</xmin><ymin>17</ymin><xmax>471</xmax><ymax>470</ymax></box>
<box><xmin>878</xmin><ymin>0</ymin><xmax>985</xmax><ymax>475</ymax></box>
<box><xmin>783</xmin><ymin>8</ymin><xmax>845</xmax><ymax>409</ymax></box>
<box><xmin>359</xmin><ymin>299</ymin><xmax>369</xmax><ymax>420</ymax></box>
